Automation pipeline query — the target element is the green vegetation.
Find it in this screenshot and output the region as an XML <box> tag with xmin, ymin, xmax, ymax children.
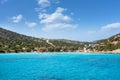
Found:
<box><xmin>0</xmin><ymin>28</ymin><xmax>85</xmax><ymax>53</ymax></box>
<box><xmin>0</xmin><ymin>27</ymin><xmax>119</xmax><ymax>53</ymax></box>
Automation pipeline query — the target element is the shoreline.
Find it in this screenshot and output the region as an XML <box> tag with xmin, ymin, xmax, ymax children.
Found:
<box><xmin>0</xmin><ymin>51</ymin><xmax>120</xmax><ymax>54</ymax></box>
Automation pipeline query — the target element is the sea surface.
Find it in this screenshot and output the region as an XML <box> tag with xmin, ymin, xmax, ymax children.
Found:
<box><xmin>0</xmin><ymin>52</ymin><xmax>120</xmax><ymax>80</ymax></box>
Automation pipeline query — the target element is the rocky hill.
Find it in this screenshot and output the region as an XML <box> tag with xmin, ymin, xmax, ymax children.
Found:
<box><xmin>94</xmin><ymin>33</ymin><xmax>120</xmax><ymax>51</ymax></box>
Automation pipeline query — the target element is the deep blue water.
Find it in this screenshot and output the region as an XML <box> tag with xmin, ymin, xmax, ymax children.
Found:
<box><xmin>0</xmin><ymin>52</ymin><xmax>120</xmax><ymax>80</ymax></box>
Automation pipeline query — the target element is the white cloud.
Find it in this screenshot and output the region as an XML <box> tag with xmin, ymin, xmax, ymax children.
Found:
<box><xmin>25</xmin><ymin>22</ymin><xmax>37</xmax><ymax>27</ymax></box>
<box><xmin>101</xmin><ymin>22</ymin><xmax>120</xmax><ymax>30</ymax></box>
<box><xmin>42</xmin><ymin>23</ymin><xmax>76</xmax><ymax>31</ymax></box>
<box><xmin>39</xmin><ymin>7</ymin><xmax>77</xmax><ymax>31</ymax></box>
<box><xmin>39</xmin><ymin>13</ymin><xmax>49</xmax><ymax>20</ymax></box>
<box><xmin>36</xmin><ymin>0</ymin><xmax>60</xmax><ymax>13</ymax></box>
<box><xmin>35</xmin><ymin>8</ymin><xmax>46</xmax><ymax>12</ymax></box>
<box><xmin>36</xmin><ymin>0</ymin><xmax>77</xmax><ymax>32</ymax></box>
<box><xmin>88</xmin><ymin>22</ymin><xmax>120</xmax><ymax>34</ymax></box>
<box><xmin>0</xmin><ymin>0</ymin><xmax>8</xmax><ymax>4</ymax></box>
<box><xmin>38</xmin><ymin>0</ymin><xmax>50</xmax><ymax>7</ymax></box>
<box><xmin>39</xmin><ymin>7</ymin><xmax>71</xmax><ymax>24</ymax></box>
<box><xmin>11</xmin><ymin>14</ymin><xmax>23</xmax><ymax>23</ymax></box>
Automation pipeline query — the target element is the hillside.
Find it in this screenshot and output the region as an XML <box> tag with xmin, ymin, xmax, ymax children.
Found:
<box><xmin>0</xmin><ymin>27</ymin><xmax>119</xmax><ymax>53</ymax></box>
<box><xmin>0</xmin><ymin>27</ymin><xmax>85</xmax><ymax>53</ymax></box>
<box><xmin>94</xmin><ymin>33</ymin><xmax>120</xmax><ymax>51</ymax></box>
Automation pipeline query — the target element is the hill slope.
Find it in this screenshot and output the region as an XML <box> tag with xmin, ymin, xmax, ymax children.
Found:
<box><xmin>94</xmin><ymin>33</ymin><xmax>120</xmax><ymax>51</ymax></box>
<box><xmin>0</xmin><ymin>27</ymin><xmax>84</xmax><ymax>53</ymax></box>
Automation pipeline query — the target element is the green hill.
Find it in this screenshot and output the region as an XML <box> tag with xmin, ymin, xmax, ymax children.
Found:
<box><xmin>0</xmin><ymin>27</ymin><xmax>119</xmax><ymax>53</ymax></box>
<box><xmin>0</xmin><ymin>27</ymin><xmax>85</xmax><ymax>53</ymax></box>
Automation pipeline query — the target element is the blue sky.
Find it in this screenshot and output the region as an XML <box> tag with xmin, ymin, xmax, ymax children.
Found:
<box><xmin>0</xmin><ymin>0</ymin><xmax>120</xmax><ymax>41</ymax></box>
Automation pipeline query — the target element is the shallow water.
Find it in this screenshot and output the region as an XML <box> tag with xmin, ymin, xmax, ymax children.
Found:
<box><xmin>0</xmin><ymin>53</ymin><xmax>120</xmax><ymax>80</ymax></box>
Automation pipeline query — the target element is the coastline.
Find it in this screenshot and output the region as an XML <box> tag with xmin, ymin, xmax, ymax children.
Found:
<box><xmin>0</xmin><ymin>51</ymin><xmax>120</xmax><ymax>54</ymax></box>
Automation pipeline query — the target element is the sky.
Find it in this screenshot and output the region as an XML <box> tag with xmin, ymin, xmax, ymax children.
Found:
<box><xmin>0</xmin><ymin>0</ymin><xmax>120</xmax><ymax>41</ymax></box>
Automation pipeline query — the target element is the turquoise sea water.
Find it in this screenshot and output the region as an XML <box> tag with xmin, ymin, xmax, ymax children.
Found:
<box><xmin>0</xmin><ymin>52</ymin><xmax>120</xmax><ymax>80</ymax></box>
